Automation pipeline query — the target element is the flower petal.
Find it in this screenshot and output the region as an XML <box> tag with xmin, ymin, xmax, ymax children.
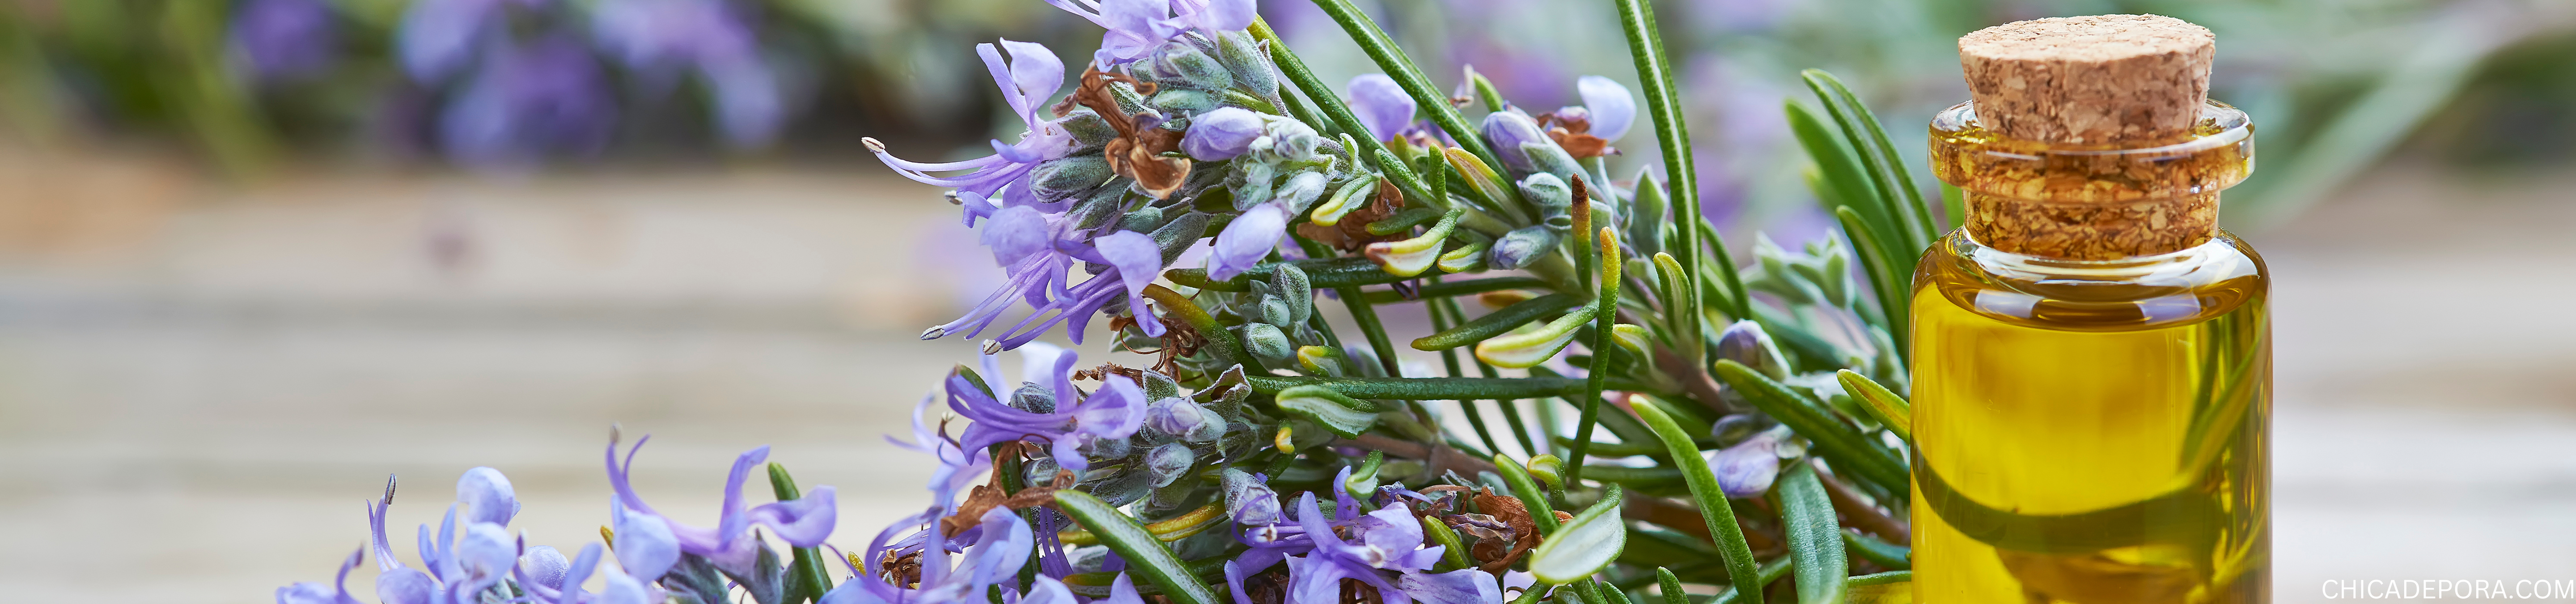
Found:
<box><xmin>1576</xmin><ymin>76</ymin><xmax>1637</xmax><ymax>141</ymax></box>
<box><xmin>1398</xmin><ymin>568</ymin><xmax>1503</xmax><ymax>604</ymax></box>
<box><xmin>1347</xmin><ymin>74</ymin><xmax>1415</xmax><ymax>143</ymax></box>
<box><xmin>746</xmin><ymin>486</ymin><xmax>839</xmax><ymax>547</ymax></box>
<box><xmin>455</xmin><ymin>467</ymin><xmax>518</xmax><ymax>526</ymax></box>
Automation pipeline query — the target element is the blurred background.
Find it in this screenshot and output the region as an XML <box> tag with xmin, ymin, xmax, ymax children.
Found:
<box><xmin>1</xmin><ymin>0</ymin><xmax>2572</xmax><ymax>601</ymax></box>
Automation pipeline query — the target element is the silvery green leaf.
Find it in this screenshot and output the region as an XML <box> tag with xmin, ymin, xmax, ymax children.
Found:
<box><xmin>1274</xmin><ymin>385</ymin><xmax>1377</xmax><ymax>438</ymax></box>
<box><xmin>1270</xmin><ymin>264</ymin><xmax>1312</xmax><ymax>324</ymax></box>
<box><xmin>1238</xmin><ymin>323</ymin><xmax>1294</xmax><ymax>363</ymax></box>
<box><xmin>1517</xmin><ymin>172</ymin><xmax>1572</xmax><ymax>213</ymax></box>
<box><xmin>1116</xmin><ymin>204</ymin><xmax>1167</xmax><ymax>234</ymax></box>
<box><xmin>1144</xmin><ymin>442</ymin><xmax>1195</xmax><ymax>488</ymax></box>
<box><xmin>1528</xmin><ymin>485</ymin><xmax>1627</xmax><ymax>584</ymax></box>
<box><xmin>1216</xmin><ymin>32</ymin><xmax>1277</xmax><ymax>98</ymax></box>
<box><xmin>1151</xmin><ymin>212</ymin><xmax>1212</xmax><ymax>265</ymax></box>
<box><xmin>1034</xmin><ymin>156</ymin><xmax>1114</xmax><ymax>202</ymax></box>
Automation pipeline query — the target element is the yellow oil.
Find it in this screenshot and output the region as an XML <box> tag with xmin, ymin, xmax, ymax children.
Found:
<box><xmin>1910</xmin><ymin>229</ymin><xmax>2270</xmax><ymax>604</ymax></box>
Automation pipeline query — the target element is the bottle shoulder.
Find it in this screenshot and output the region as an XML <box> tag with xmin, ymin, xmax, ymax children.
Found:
<box><xmin>1912</xmin><ymin>229</ymin><xmax>2267</xmax><ymax>332</ymax></box>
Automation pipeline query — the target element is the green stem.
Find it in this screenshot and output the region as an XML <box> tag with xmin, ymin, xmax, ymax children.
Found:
<box><xmin>1246</xmin><ymin>376</ymin><xmax>1593</xmax><ymax>400</ymax></box>
<box><xmin>1566</xmin><ymin>226</ymin><xmax>1623</xmax><ymax>486</ymax></box>
<box><xmin>1361</xmin><ymin>276</ymin><xmax>1550</xmax><ymax>304</ymax></box>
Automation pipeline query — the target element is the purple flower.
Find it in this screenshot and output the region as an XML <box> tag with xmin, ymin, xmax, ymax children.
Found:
<box><xmin>439</xmin><ymin>35</ymin><xmax>618</xmax><ymax>167</ymax></box>
<box><xmin>1169</xmin><ymin>0</ymin><xmax>1258</xmax><ymax>34</ymax></box>
<box><xmin>1046</xmin><ymin>0</ymin><xmax>1176</xmax><ymax>68</ymax></box>
<box><xmin>1282</xmin><ymin>489</ymin><xmax>1445</xmax><ymax>604</ymax></box>
<box><xmin>1347</xmin><ymin>73</ymin><xmax>1415</xmax><ymax>143</ymax></box>
<box><xmin>230</xmin><ymin>0</ymin><xmax>339</xmax><ymax>82</ymax></box>
<box><xmin>869</xmin><ymin>40</ymin><xmax>1076</xmax><ymax>227</ymax></box>
<box><xmin>606</xmin><ymin>434</ymin><xmax>840</xmax><ymax>575</ymax></box>
<box><xmin>1145</xmin><ymin>396</ymin><xmax>1224</xmax><ymax>442</ymax></box>
<box><xmin>455</xmin><ymin>467</ymin><xmax>518</xmax><ymax>526</ymax></box>
<box><xmin>589</xmin><ymin>0</ymin><xmax>783</xmax><ymax>148</ymax></box>
<box><xmin>1208</xmin><ymin>201</ymin><xmax>1286</xmax><ymax>280</ymax></box>
<box><xmin>944</xmin><ymin>348</ymin><xmax>1145</xmax><ymax>472</ymax></box>
<box><xmin>1220</xmin><ymin>468</ymin><xmax>1281</xmax><ymax>526</ymax></box>
<box><xmin>1575</xmin><ymin>76</ymin><xmax>1635</xmax><ymax>141</ymax></box>
<box><xmin>1183</xmin><ymin>106</ymin><xmax>1267</xmax><ymax>161</ymax></box>
<box><xmin>889</xmin><ymin>394</ymin><xmax>997</xmax><ymax>511</ymax></box>
<box><xmin>827</xmin><ymin>506</ymin><xmax>1037</xmax><ymax>604</ymax></box>
<box><xmin>925</xmin><ymin>221</ymin><xmax>1170</xmax><ymax>350</ymax></box>
<box><xmin>1482</xmin><ymin>110</ymin><xmax>1570</xmax><ymax>175</ymax></box>
<box><xmin>1047</xmin><ymin>0</ymin><xmax>1254</xmax><ymax>68</ymax></box>
<box><xmin>276</xmin><ymin>549</ymin><xmax>363</xmax><ymax>604</ymax></box>
<box><xmin>398</xmin><ymin>0</ymin><xmax>510</xmax><ymax>82</ymax></box>
<box><xmin>1707</xmin><ymin>427</ymin><xmax>1787</xmax><ymax>498</ymax></box>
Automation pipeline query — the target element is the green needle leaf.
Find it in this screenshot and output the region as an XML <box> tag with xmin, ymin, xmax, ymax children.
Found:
<box><xmin>1275</xmin><ymin>385</ymin><xmax>1381</xmax><ymax>438</ymax></box>
<box><xmin>1411</xmin><ymin>293</ymin><xmax>1588</xmax><ymax>351</ymax></box>
<box><xmin>1837</xmin><ymin>369</ymin><xmax>1913</xmax><ymax>442</ymax></box>
<box><xmin>1052</xmin><ymin>490</ymin><xmax>1220</xmax><ymax>604</ymax></box>
<box><xmin>1633</xmin><ymin>402</ymin><xmax>1764</xmax><ymax>604</ymax></box>
<box><xmin>1711</xmin><ymin>359</ymin><xmax>1910</xmax><ymax>495</ymax></box>
<box><xmin>1779</xmin><ymin>463</ymin><xmax>1849</xmax><ymax>604</ymax></box>
<box><xmin>1491</xmin><ymin>454</ymin><xmax>1560</xmax><ymax>535</ymax></box>
<box><xmin>1529</xmin><ymin>485</ymin><xmax>1627</xmax><ymax>583</ymax></box>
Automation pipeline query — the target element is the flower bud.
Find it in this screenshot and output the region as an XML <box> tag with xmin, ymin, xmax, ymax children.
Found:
<box><xmin>1032</xmin><ymin>156</ymin><xmax>1114</xmax><ymax>202</ymax></box>
<box><xmin>1487</xmin><ymin>225</ymin><xmax>1562</xmax><ymax>270</ymax></box>
<box><xmin>1221</xmin><ymin>468</ymin><xmax>1283</xmax><ymax>525</ymax></box>
<box><xmin>1255</xmin><ymin>119</ymin><xmax>1322</xmax><ymax>162</ymax></box>
<box><xmin>1146</xmin><ymin>397</ymin><xmax>1225</xmax><ymax>443</ymax></box>
<box><xmin>518</xmin><ymin>546</ymin><xmax>571</xmax><ymax>591</ymax></box>
<box><xmin>1273</xmin><ymin>170</ymin><xmax>1329</xmax><ymax>215</ymax></box>
<box><xmin>1254</xmin><ymin>294</ymin><xmax>1295</xmax><ymax>328</ymax></box>
<box><xmin>1023</xmin><ymin>456</ymin><xmax>1062</xmax><ymax>486</ymax></box>
<box><xmin>1482</xmin><ymin>111</ymin><xmax>1578</xmax><ymax>176</ymax></box>
<box><xmin>1009</xmin><ymin>382</ymin><xmax>1057</xmax><ymax>413</ymax></box>
<box><xmin>1144</xmin><ymin>442</ymin><xmax>1196</xmax><ymax>488</ymax></box>
<box><xmin>1183</xmin><ymin>106</ymin><xmax>1266</xmax><ymax>161</ymax></box>
<box><xmin>456</xmin><ymin>467</ymin><xmax>518</xmax><ymax>526</ymax></box>
<box><xmin>1152</xmin><ymin>41</ymin><xmax>1233</xmax><ymax>91</ymax></box>
<box><xmin>1217</xmin><ymin>32</ymin><xmax>1277</xmax><ymax>98</ymax></box>
<box><xmin>1152</xmin><ymin>88</ymin><xmax>1216</xmax><ymax>114</ymax></box>
<box><xmin>1239</xmin><ymin>323</ymin><xmax>1295</xmax><ymax>363</ymax></box>
<box><xmin>1270</xmin><ymin>264</ymin><xmax>1313</xmax><ymax>325</ymax></box>
<box><xmin>1517</xmin><ymin>173</ymin><xmax>1572</xmax><ymax>217</ymax></box>
<box><xmin>1714</xmin><ymin>320</ymin><xmax>1789</xmax><ymax>380</ymax></box>
<box><xmin>1706</xmin><ymin>427</ymin><xmax>1786</xmax><ymax>498</ymax></box>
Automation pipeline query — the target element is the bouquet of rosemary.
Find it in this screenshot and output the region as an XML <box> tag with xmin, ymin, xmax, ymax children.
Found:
<box><xmin>274</xmin><ymin>1</ymin><xmax>1943</xmax><ymax>603</ymax></box>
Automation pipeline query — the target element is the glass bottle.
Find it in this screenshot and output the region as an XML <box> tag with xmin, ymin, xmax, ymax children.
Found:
<box><xmin>1910</xmin><ymin>98</ymin><xmax>2269</xmax><ymax>604</ymax></box>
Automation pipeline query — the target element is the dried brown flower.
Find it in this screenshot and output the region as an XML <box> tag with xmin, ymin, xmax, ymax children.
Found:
<box><xmin>1061</xmin><ymin>67</ymin><xmax>1190</xmax><ymax>199</ymax></box>
<box><xmin>1536</xmin><ymin>111</ymin><xmax>1614</xmax><ymax>159</ymax></box>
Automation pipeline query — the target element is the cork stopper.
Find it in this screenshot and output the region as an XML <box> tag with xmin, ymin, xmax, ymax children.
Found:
<box><xmin>1940</xmin><ymin>14</ymin><xmax>2240</xmax><ymax>260</ymax></box>
<box><xmin>1959</xmin><ymin>14</ymin><xmax>2213</xmax><ymax>145</ymax></box>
